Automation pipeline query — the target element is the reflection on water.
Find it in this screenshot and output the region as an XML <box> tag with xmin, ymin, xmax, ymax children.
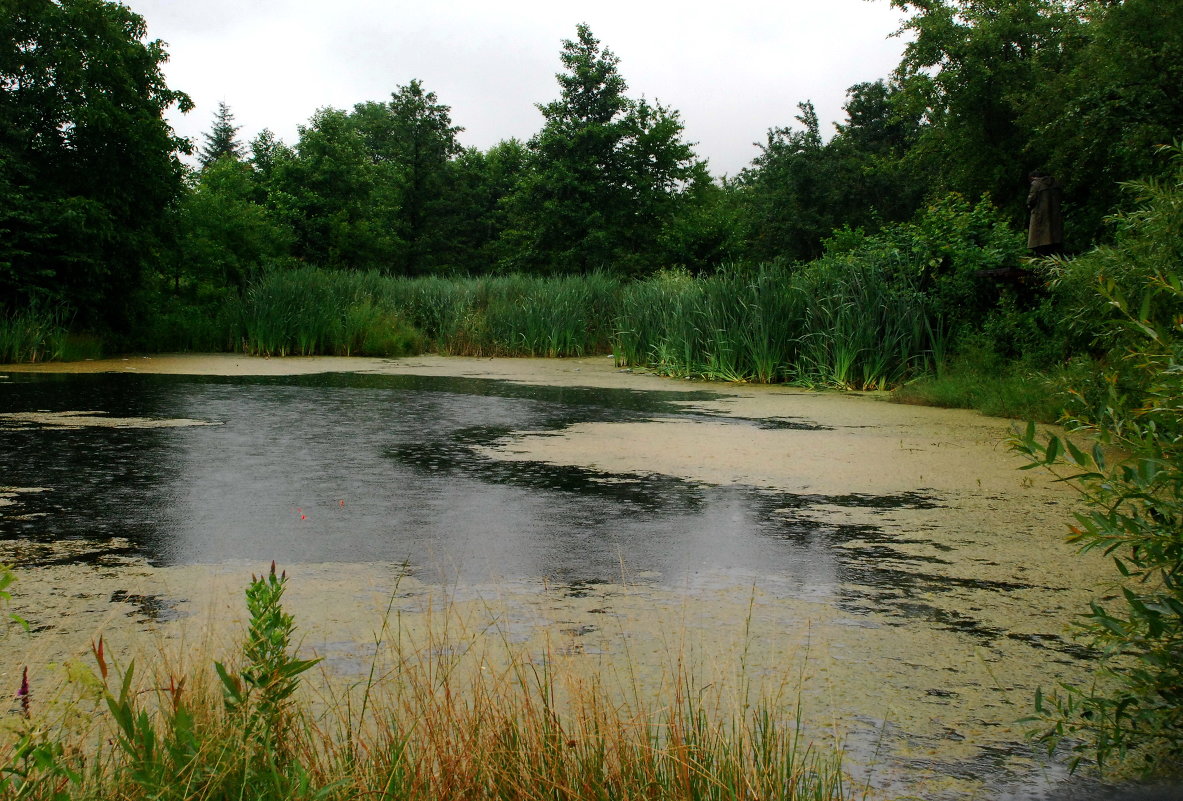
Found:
<box><xmin>0</xmin><ymin>371</ymin><xmax>1091</xmax><ymax>652</ymax></box>
<box><xmin>0</xmin><ymin>372</ymin><xmax>933</xmax><ymax>598</ymax></box>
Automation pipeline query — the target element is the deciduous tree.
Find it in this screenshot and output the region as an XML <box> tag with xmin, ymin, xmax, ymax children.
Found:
<box><xmin>0</xmin><ymin>0</ymin><xmax>192</xmax><ymax>330</ymax></box>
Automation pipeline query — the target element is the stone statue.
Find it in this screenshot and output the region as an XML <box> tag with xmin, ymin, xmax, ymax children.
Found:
<box><xmin>1027</xmin><ymin>171</ymin><xmax>1063</xmax><ymax>256</ymax></box>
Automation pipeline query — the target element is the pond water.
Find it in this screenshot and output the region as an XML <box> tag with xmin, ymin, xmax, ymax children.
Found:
<box><xmin>0</xmin><ymin>366</ymin><xmax>1168</xmax><ymax>801</ymax></box>
<box><xmin>1</xmin><ymin>371</ymin><xmax>933</xmax><ymax>597</ymax></box>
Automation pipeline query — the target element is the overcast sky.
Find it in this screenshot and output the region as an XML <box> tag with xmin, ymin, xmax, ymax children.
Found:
<box><xmin>123</xmin><ymin>0</ymin><xmax>912</xmax><ymax>178</ymax></box>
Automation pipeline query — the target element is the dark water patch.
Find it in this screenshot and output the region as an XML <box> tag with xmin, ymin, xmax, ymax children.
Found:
<box><xmin>0</xmin><ymin>538</ymin><xmax>143</xmax><ymax>568</ymax></box>
<box><xmin>672</xmin><ymin>412</ymin><xmax>833</xmax><ymax>431</ymax></box>
<box><xmin>109</xmin><ymin>589</ymin><xmax>188</xmax><ymax>622</ymax></box>
<box><xmin>888</xmin><ymin>600</ymin><xmax>1007</xmax><ymax>642</ymax></box>
<box><xmin>1005</xmin><ymin>632</ymin><xmax>1099</xmax><ymax>661</ymax></box>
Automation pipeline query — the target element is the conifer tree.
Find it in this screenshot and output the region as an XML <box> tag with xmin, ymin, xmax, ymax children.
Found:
<box><xmin>200</xmin><ymin>102</ymin><xmax>244</xmax><ymax>167</ymax></box>
<box><xmin>503</xmin><ymin>24</ymin><xmax>704</xmax><ymax>274</ymax></box>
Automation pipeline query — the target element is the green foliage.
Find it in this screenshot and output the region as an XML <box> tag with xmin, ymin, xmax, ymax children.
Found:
<box><xmin>243</xmin><ymin>81</ymin><xmax>468</xmax><ymax>276</ymax></box>
<box><xmin>83</xmin><ymin>564</ymin><xmax>326</xmax><ymax>798</ymax></box>
<box><xmin>439</xmin><ymin>139</ymin><xmax>531</xmax><ymax>273</ymax></box>
<box><xmin>0</xmin><ymin>306</ymin><xmax>69</xmax><ymax>363</ymax></box>
<box><xmin>350</xmin><ymin>80</ymin><xmax>464</xmax><ymax>273</ymax></box>
<box><xmin>271</xmin><ymin>107</ymin><xmax>403</xmax><ymax>271</ymax></box>
<box><xmin>166</xmin><ymin>158</ymin><xmax>293</xmax><ymax>294</ymax></box>
<box><xmin>738</xmin><ymin>102</ymin><xmax>836</xmax><ymax>262</ymax></box>
<box><xmin>387</xmin><ymin>271</ymin><xmax>622</xmax><ymax>357</ymax></box>
<box><xmin>1019</xmin><ymin>0</ymin><xmax>1183</xmax><ymax>244</ymax></box>
<box><xmin>612</xmin><ymin>260</ymin><xmax>936</xmax><ymax>389</ymax></box>
<box><xmin>1</xmin><ymin>563</ymin><xmax>28</xmax><ymax>632</ymax></box>
<box><xmin>1012</xmin><ymin>146</ymin><xmax>1183</xmax><ymax>774</ymax></box>
<box><xmin>1050</xmin><ymin>144</ymin><xmax>1183</xmax><ymax>426</ymax></box>
<box><xmin>239</xmin><ymin>267</ymin><xmax>423</xmax><ymax>357</ymax></box>
<box><xmin>736</xmin><ymin>80</ymin><xmax>926</xmax><ymax>264</ymax></box>
<box><xmin>198</xmin><ymin>101</ymin><xmax>244</xmax><ymax>167</ymax></box>
<box><xmin>502</xmin><ymin>24</ymin><xmax>708</xmax><ymax>275</ymax></box>
<box><xmin>133</xmin><ymin>290</ymin><xmax>241</xmax><ymax>353</ymax></box>
<box><xmin>215</xmin><ymin>563</ymin><xmax>321</xmax><ymax>758</ymax></box>
<box><xmin>892</xmin><ymin>343</ymin><xmax>1067</xmax><ymax>421</ymax></box>
<box><xmin>889</xmin><ymin>0</ymin><xmax>1183</xmax><ymax>246</ymax></box>
<box><xmin>891</xmin><ymin>0</ymin><xmax>1078</xmax><ymax>219</ymax></box>
<box><xmin>822</xmin><ymin>192</ymin><xmax>1032</xmax><ymax>359</ymax></box>
<box><xmin>0</xmin><ymin>0</ymin><xmax>192</xmax><ymax>331</ymax></box>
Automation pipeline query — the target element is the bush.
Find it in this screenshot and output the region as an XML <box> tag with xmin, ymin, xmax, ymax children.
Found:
<box><xmin>1013</xmin><ymin>145</ymin><xmax>1183</xmax><ymax>774</ymax></box>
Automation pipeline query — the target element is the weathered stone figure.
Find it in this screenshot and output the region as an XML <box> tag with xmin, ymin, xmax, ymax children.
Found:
<box><xmin>1027</xmin><ymin>171</ymin><xmax>1063</xmax><ymax>256</ymax></box>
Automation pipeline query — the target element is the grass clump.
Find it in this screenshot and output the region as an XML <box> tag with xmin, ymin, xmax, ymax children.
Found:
<box><xmin>891</xmin><ymin>345</ymin><xmax>1068</xmax><ymax>423</ymax></box>
<box><xmin>0</xmin><ymin>307</ymin><xmax>71</xmax><ymax>364</ymax></box>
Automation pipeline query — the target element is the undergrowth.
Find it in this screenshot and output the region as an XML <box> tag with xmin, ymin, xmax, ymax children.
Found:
<box><xmin>0</xmin><ymin>565</ymin><xmax>851</xmax><ymax>801</ymax></box>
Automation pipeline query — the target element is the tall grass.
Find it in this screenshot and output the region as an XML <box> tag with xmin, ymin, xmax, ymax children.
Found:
<box><xmin>1</xmin><ymin>569</ymin><xmax>851</xmax><ymax>801</ymax></box>
<box><xmin>126</xmin><ymin>258</ymin><xmax>947</xmax><ymax>391</ymax></box>
<box><xmin>239</xmin><ymin>267</ymin><xmax>423</xmax><ymax>357</ymax></box>
<box><xmin>386</xmin><ymin>272</ymin><xmax>622</xmax><ymax>357</ymax></box>
<box><xmin>0</xmin><ymin>307</ymin><xmax>70</xmax><ymax>364</ymax></box>
<box><xmin>613</xmin><ymin>262</ymin><xmax>937</xmax><ymax>389</ymax></box>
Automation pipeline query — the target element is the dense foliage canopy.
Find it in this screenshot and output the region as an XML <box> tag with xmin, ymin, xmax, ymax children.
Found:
<box><xmin>0</xmin><ymin>0</ymin><xmax>191</xmax><ymax>329</ymax></box>
<box><xmin>6</xmin><ymin>0</ymin><xmax>1180</xmax><ymax>330</ymax></box>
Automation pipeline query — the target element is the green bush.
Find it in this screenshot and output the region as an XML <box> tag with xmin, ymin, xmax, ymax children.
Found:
<box><xmin>1014</xmin><ymin>145</ymin><xmax>1183</xmax><ymax>774</ymax></box>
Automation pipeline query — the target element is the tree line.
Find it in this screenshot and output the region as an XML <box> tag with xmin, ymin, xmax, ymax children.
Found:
<box><xmin>1</xmin><ymin>0</ymin><xmax>1181</xmax><ymax>337</ymax></box>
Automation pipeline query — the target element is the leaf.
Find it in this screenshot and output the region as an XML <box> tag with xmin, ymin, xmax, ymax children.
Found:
<box><xmin>214</xmin><ymin>661</ymin><xmax>244</xmax><ymax>706</ymax></box>
<box><xmin>1045</xmin><ymin>435</ymin><xmax>1061</xmax><ymax>464</ymax></box>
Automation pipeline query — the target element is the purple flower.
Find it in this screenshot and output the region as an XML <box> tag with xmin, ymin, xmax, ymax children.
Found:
<box><xmin>17</xmin><ymin>666</ymin><xmax>29</xmax><ymax>717</ymax></box>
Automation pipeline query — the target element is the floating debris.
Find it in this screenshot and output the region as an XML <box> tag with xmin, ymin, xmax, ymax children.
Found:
<box><xmin>0</xmin><ymin>411</ymin><xmax>221</xmax><ymax>429</ymax></box>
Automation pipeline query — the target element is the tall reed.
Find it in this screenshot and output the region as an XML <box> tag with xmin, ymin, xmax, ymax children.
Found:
<box><xmin>612</xmin><ymin>261</ymin><xmax>937</xmax><ymax>389</ymax></box>
<box><xmin>0</xmin><ymin>307</ymin><xmax>69</xmax><ymax>364</ymax></box>
<box><xmin>238</xmin><ymin>267</ymin><xmax>423</xmax><ymax>357</ymax></box>
<box><xmin>137</xmin><ymin>258</ymin><xmax>941</xmax><ymax>391</ymax></box>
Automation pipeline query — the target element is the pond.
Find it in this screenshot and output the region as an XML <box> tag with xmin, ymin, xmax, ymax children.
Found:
<box><xmin>0</xmin><ymin>356</ymin><xmax>1157</xmax><ymax>800</ymax></box>
<box><xmin>3</xmin><ymin>371</ymin><xmax>945</xmax><ymax>595</ymax></box>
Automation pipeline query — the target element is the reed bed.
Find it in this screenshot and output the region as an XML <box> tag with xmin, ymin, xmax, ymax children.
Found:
<box><xmin>70</xmin><ymin>259</ymin><xmax>944</xmax><ymax>391</ymax></box>
<box><xmin>0</xmin><ymin>308</ymin><xmax>70</xmax><ymax>364</ymax></box>
<box><xmin>613</xmin><ymin>262</ymin><xmax>937</xmax><ymax>389</ymax></box>
<box><xmin>238</xmin><ymin>267</ymin><xmax>423</xmax><ymax>357</ymax></box>
<box><xmin>0</xmin><ymin>568</ymin><xmax>851</xmax><ymax>801</ymax></box>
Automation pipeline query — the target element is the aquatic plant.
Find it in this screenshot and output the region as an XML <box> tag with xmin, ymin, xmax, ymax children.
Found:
<box><xmin>612</xmin><ymin>260</ymin><xmax>935</xmax><ymax>388</ymax></box>
<box><xmin>238</xmin><ymin>266</ymin><xmax>422</xmax><ymax>357</ymax></box>
<box><xmin>0</xmin><ymin>307</ymin><xmax>70</xmax><ymax>364</ymax></box>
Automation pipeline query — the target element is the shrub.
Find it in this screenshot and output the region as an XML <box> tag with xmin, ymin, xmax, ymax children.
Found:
<box><xmin>1013</xmin><ymin>145</ymin><xmax>1183</xmax><ymax>774</ymax></box>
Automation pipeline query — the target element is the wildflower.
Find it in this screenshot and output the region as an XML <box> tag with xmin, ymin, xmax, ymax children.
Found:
<box><xmin>17</xmin><ymin>666</ymin><xmax>29</xmax><ymax>717</ymax></box>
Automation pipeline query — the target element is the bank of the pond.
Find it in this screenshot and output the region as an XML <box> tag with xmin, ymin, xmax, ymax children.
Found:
<box><xmin>0</xmin><ymin>354</ymin><xmax>1134</xmax><ymax>799</ymax></box>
